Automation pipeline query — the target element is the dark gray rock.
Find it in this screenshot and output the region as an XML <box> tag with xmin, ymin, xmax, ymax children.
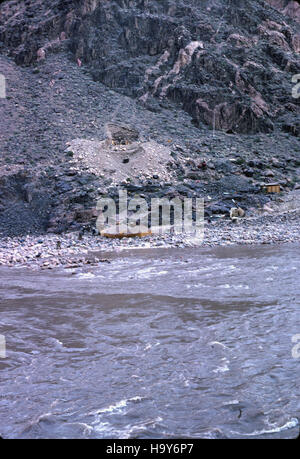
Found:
<box><xmin>1</xmin><ymin>0</ymin><xmax>299</xmax><ymax>134</ymax></box>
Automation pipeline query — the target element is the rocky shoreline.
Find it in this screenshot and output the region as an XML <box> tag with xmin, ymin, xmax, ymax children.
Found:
<box><xmin>0</xmin><ymin>209</ymin><xmax>299</xmax><ymax>270</ymax></box>
<box><xmin>0</xmin><ymin>0</ymin><xmax>299</xmax><ymax>246</ymax></box>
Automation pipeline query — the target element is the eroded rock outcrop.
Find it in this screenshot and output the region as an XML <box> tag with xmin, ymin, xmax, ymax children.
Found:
<box><xmin>266</xmin><ymin>0</ymin><xmax>300</xmax><ymax>23</ymax></box>
<box><xmin>0</xmin><ymin>0</ymin><xmax>299</xmax><ymax>135</ymax></box>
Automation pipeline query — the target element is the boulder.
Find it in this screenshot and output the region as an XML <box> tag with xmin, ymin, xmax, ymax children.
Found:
<box><xmin>230</xmin><ymin>207</ymin><xmax>245</xmax><ymax>219</ymax></box>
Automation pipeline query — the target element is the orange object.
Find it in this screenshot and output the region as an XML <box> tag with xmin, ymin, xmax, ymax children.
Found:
<box><xmin>100</xmin><ymin>230</ymin><xmax>152</xmax><ymax>239</ymax></box>
<box><xmin>262</xmin><ymin>183</ymin><xmax>281</xmax><ymax>193</ymax></box>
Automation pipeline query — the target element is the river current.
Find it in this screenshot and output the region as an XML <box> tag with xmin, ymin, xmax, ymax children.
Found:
<box><xmin>0</xmin><ymin>244</ymin><xmax>299</xmax><ymax>439</ymax></box>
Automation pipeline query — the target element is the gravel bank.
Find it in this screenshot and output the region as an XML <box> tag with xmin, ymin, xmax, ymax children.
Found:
<box><xmin>0</xmin><ymin>210</ymin><xmax>299</xmax><ymax>270</ymax></box>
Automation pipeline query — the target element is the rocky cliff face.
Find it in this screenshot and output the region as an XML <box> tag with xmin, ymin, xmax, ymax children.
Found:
<box><xmin>0</xmin><ymin>0</ymin><xmax>299</xmax><ymax>134</ymax></box>
<box><xmin>0</xmin><ymin>0</ymin><xmax>299</xmax><ymax>236</ymax></box>
<box><xmin>266</xmin><ymin>0</ymin><xmax>300</xmax><ymax>23</ymax></box>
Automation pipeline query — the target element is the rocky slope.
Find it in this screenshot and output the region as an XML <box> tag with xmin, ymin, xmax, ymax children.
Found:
<box><xmin>0</xmin><ymin>0</ymin><xmax>299</xmax><ymax>237</ymax></box>
<box><xmin>266</xmin><ymin>1</ymin><xmax>300</xmax><ymax>23</ymax></box>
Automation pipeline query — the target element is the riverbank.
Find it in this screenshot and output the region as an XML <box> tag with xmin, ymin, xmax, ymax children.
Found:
<box><xmin>0</xmin><ymin>209</ymin><xmax>299</xmax><ymax>270</ymax></box>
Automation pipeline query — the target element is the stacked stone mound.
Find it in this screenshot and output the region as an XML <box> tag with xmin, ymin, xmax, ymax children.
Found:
<box><xmin>105</xmin><ymin>123</ymin><xmax>139</xmax><ymax>145</ymax></box>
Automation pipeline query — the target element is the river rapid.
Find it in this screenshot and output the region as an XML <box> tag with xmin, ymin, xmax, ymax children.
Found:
<box><xmin>0</xmin><ymin>244</ymin><xmax>299</xmax><ymax>439</ymax></box>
